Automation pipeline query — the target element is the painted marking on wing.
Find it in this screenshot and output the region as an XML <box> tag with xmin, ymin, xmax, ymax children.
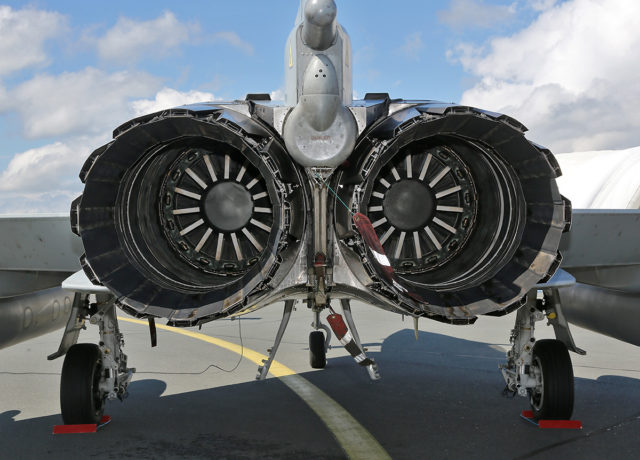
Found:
<box><xmin>117</xmin><ymin>317</ymin><xmax>391</xmax><ymax>460</ymax></box>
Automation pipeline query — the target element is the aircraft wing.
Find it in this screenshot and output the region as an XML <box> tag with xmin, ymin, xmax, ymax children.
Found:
<box><xmin>0</xmin><ymin>214</ymin><xmax>81</xmax><ymax>349</ymax></box>
<box><xmin>552</xmin><ymin>209</ymin><xmax>640</xmax><ymax>346</ymax></box>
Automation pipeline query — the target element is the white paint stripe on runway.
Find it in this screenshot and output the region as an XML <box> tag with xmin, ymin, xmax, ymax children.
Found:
<box><xmin>118</xmin><ymin>316</ymin><xmax>390</xmax><ymax>460</ymax></box>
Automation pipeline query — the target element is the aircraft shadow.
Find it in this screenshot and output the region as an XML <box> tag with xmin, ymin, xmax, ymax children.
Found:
<box><xmin>2</xmin><ymin>329</ymin><xmax>640</xmax><ymax>459</ymax></box>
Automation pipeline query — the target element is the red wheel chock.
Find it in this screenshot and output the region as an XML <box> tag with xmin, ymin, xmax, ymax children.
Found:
<box><xmin>53</xmin><ymin>415</ymin><xmax>111</xmax><ymax>434</ymax></box>
<box><xmin>520</xmin><ymin>410</ymin><xmax>582</xmax><ymax>429</ymax></box>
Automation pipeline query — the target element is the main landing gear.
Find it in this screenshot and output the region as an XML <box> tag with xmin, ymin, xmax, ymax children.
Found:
<box><xmin>50</xmin><ymin>293</ymin><xmax>134</xmax><ymax>424</ymax></box>
<box><xmin>500</xmin><ymin>292</ymin><xmax>584</xmax><ymax>420</ymax></box>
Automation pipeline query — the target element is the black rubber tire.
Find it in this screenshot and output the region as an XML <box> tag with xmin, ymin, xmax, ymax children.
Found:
<box><xmin>529</xmin><ymin>339</ymin><xmax>574</xmax><ymax>420</ymax></box>
<box><xmin>309</xmin><ymin>331</ymin><xmax>327</xmax><ymax>369</ymax></box>
<box><xmin>60</xmin><ymin>343</ymin><xmax>105</xmax><ymax>424</ymax></box>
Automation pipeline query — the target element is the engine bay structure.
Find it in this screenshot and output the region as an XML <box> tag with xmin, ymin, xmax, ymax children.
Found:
<box><xmin>24</xmin><ymin>0</ymin><xmax>594</xmax><ymax>426</ymax></box>
<box><xmin>74</xmin><ymin>36</ymin><xmax>568</xmax><ymax>330</ymax></box>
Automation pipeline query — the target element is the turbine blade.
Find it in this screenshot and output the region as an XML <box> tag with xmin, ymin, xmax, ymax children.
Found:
<box><xmin>175</xmin><ymin>188</ymin><xmax>202</xmax><ymax>201</ymax></box>
<box><xmin>418</xmin><ymin>153</ymin><xmax>432</xmax><ymax>181</ymax></box>
<box><xmin>185</xmin><ymin>168</ymin><xmax>207</xmax><ymax>189</ymax></box>
<box><xmin>180</xmin><ymin>219</ymin><xmax>204</xmax><ymax>236</ymax></box>
<box><xmin>242</xmin><ymin>228</ymin><xmax>263</xmax><ymax>252</ymax></box>
<box><xmin>195</xmin><ymin>228</ymin><xmax>213</xmax><ymax>252</ymax></box>
<box><xmin>394</xmin><ymin>231</ymin><xmax>406</xmax><ymax>259</ymax></box>
<box><xmin>429</xmin><ymin>166</ymin><xmax>451</xmax><ymax>188</ymax></box>
<box><xmin>204</xmin><ymin>155</ymin><xmax>218</xmax><ymax>182</ymax></box>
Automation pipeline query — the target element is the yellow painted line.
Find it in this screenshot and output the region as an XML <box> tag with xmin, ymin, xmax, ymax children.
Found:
<box><xmin>118</xmin><ymin>316</ymin><xmax>390</xmax><ymax>460</ymax></box>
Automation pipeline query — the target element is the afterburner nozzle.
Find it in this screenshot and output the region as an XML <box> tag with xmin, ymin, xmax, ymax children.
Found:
<box><xmin>303</xmin><ymin>0</ymin><xmax>337</xmax><ymax>50</ymax></box>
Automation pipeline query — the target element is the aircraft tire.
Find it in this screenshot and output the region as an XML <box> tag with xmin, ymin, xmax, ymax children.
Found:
<box><xmin>60</xmin><ymin>343</ymin><xmax>105</xmax><ymax>424</ymax></box>
<box><xmin>529</xmin><ymin>339</ymin><xmax>574</xmax><ymax>420</ymax></box>
<box><xmin>309</xmin><ymin>331</ymin><xmax>327</xmax><ymax>369</ymax></box>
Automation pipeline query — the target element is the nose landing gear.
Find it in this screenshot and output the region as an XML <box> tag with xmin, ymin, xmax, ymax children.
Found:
<box><xmin>309</xmin><ymin>331</ymin><xmax>327</xmax><ymax>369</ymax></box>
<box><xmin>310</xmin><ymin>308</ymin><xmax>332</xmax><ymax>369</ymax></box>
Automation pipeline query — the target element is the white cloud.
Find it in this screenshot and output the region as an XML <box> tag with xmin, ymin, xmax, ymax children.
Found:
<box><xmin>0</xmin><ymin>86</ymin><xmax>221</xmax><ymax>212</ymax></box>
<box><xmin>131</xmin><ymin>87</ymin><xmax>215</xmax><ymax>116</ymax></box>
<box><xmin>452</xmin><ymin>0</ymin><xmax>640</xmax><ymax>153</ymax></box>
<box><xmin>528</xmin><ymin>0</ymin><xmax>558</xmax><ymax>11</ymax></box>
<box><xmin>0</xmin><ymin>67</ymin><xmax>160</xmax><ymax>139</ymax></box>
<box><xmin>270</xmin><ymin>88</ymin><xmax>285</xmax><ymax>101</ymax></box>
<box><xmin>0</xmin><ymin>135</ymin><xmax>105</xmax><ymax>196</ymax></box>
<box><xmin>97</xmin><ymin>11</ymin><xmax>198</xmax><ymax>63</ymax></box>
<box><xmin>212</xmin><ymin>31</ymin><xmax>255</xmax><ymax>55</ymax></box>
<box><xmin>399</xmin><ymin>32</ymin><xmax>424</xmax><ymax>61</ymax></box>
<box><xmin>0</xmin><ymin>190</ymin><xmax>81</xmax><ymax>214</ymax></box>
<box><xmin>0</xmin><ymin>6</ymin><xmax>67</xmax><ymax>75</ymax></box>
<box><xmin>438</xmin><ymin>0</ymin><xmax>517</xmax><ymax>30</ymax></box>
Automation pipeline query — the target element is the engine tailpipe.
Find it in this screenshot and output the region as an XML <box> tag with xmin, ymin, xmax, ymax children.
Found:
<box><xmin>558</xmin><ymin>283</ymin><xmax>640</xmax><ymax>347</ymax></box>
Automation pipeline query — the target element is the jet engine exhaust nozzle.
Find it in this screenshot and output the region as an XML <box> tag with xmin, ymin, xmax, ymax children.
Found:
<box><xmin>335</xmin><ymin>103</ymin><xmax>570</xmax><ymax>319</ymax></box>
<box><xmin>72</xmin><ymin>106</ymin><xmax>306</xmax><ymax>326</ymax></box>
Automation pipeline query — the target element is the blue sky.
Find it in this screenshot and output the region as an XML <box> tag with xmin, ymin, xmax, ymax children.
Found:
<box><xmin>0</xmin><ymin>0</ymin><xmax>638</xmax><ymax>212</ymax></box>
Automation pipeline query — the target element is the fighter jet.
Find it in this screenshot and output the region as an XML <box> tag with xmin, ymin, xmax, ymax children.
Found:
<box><xmin>1</xmin><ymin>0</ymin><xmax>639</xmax><ymax>426</ymax></box>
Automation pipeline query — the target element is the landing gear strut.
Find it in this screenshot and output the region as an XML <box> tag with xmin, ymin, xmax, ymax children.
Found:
<box><xmin>500</xmin><ymin>294</ymin><xmax>575</xmax><ymax>419</ymax></box>
<box><xmin>53</xmin><ymin>293</ymin><xmax>135</xmax><ymax>424</ymax></box>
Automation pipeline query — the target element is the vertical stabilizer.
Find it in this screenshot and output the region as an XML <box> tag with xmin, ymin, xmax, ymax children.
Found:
<box><xmin>283</xmin><ymin>0</ymin><xmax>356</xmax><ymax>167</ymax></box>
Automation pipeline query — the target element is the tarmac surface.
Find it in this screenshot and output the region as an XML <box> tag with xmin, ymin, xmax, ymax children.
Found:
<box><xmin>2</xmin><ymin>300</ymin><xmax>640</xmax><ymax>459</ymax></box>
